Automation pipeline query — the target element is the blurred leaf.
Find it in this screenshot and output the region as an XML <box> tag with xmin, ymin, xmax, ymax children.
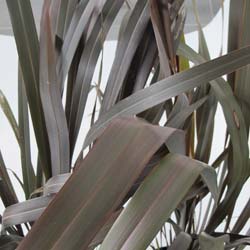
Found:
<box><xmin>0</xmin><ymin>151</ymin><xmax>18</xmax><ymax>207</ymax></box>
<box><xmin>0</xmin><ymin>90</ymin><xmax>20</xmax><ymax>144</ymax></box>
<box><xmin>234</xmin><ymin>1</ymin><xmax>250</xmax><ymax>129</ymax></box>
<box><xmin>232</xmin><ymin>196</ymin><xmax>250</xmax><ymax>234</ymax></box>
<box><xmin>178</xmin><ymin>34</ymin><xmax>189</xmax><ymax>72</ymax></box>
<box><xmin>199</xmin><ymin>232</ymin><xmax>229</xmax><ymax>250</ymax></box>
<box><xmin>0</xmin><ymin>152</ymin><xmax>23</xmax><ymax>236</ymax></box>
<box><xmin>168</xmin><ymin>232</ymin><xmax>192</xmax><ymax>250</ymax></box>
<box><xmin>118</xmin><ymin>25</ymin><xmax>156</xmax><ymax>100</ymax></box>
<box><xmin>226</xmin><ymin>237</ymin><xmax>250</xmax><ymax>249</ymax></box>
<box><xmin>0</xmin><ymin>234</ymin><xmax>22</xmax><ymax>250</ymax></box>
<box><xmin>2</xmin><ymin>196</ymin><xmax>53</xmax><ymax>227</ymax></box>
<box><xmin>7</xmin><ymin>169</ymin><xmax>24</xmax><ymax>192</ymax></box>
<box><xmin>0</xmin><ymin>83</ymin><xmax>35</xmax><ymax>198</ymax></box>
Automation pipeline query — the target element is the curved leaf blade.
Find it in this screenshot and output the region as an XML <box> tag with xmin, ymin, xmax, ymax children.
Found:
<box><xmin>100</xmin><ymin>153</ymin><xmax>215</xmax><ymax>250</ymax></box>
<box><xmin>17</xmin><ymin>117</ymin><xmax>175</xmax><ymax>250</ymax></box>
<box><xmin>85</xmin><ymin>45</ymin><xmax>250</xmax><ymax>148</ymax></box>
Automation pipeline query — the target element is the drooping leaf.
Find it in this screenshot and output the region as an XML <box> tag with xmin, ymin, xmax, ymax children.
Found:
<box><xmin>177</xmin><ymin>43</ymin><xmax>249</xmax><ymax>231</ymax></box>
<box><xmin>17</xmin><ymin>117</ymin><xmax>176</xmax><ymax>250</ymax></box>
<box><xmin>0</xmin><ymin>234</ymin><xmax>23</xmax><ymax>250</ymax></box>
<box><xmin>99</xmin><ymin>153</ymin><xmax>216</xmax><ymax>250</ymax></box>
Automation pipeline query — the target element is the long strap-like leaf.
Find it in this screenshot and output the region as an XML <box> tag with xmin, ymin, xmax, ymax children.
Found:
<box><xmin>177</xmin><ymin>43</ymin><xmax>249</xmax><ymax>232</ymax></box>
<box><xmin>84</xmin><ymin>45</ymin><xmax>250</xmax><ymax>148</ymax></box>
<box><xmin>100</xmin><ymin>153</ymin><xmax>215</xmax><ymax>250</ymax></box>
<box><xmin>100</xmin><ymin>0</ymin><xmax>150</xmax><ymax>114</ymax></box>
<box><xmin>68</xmin><ymin>0</ymin><xmax>125</xmax><ymax>155</ymax></box>
<box><xmin>5</xmin><ymin>0</ymin><xmax>51</xmax><ymax>179</ymax></box>
<box><xmin>39</xmin><ymin>0</ymin><xmax>70</xmax><ymax>176</ymax></box>
<box><xmin>17</xmin><ymin>117</ymin><xmax>177</xmax><ymax>250</ymax></box>
<box><xmin>0</xmin><ymin>151</ymin><xmax>18</xmax><ymax>207</ymax></box>
<box><xmin>18</xmin><ymin>67</ymin><xmax>35</xmax><ymax>198</ymax></box>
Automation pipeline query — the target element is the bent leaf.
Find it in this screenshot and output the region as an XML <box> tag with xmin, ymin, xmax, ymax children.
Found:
<box><xmin>17</xmin><ymin>117</ymin><xmax>176</xmax><ymax>250</ymax></box>
<box><xmin>100</xmin><ymin>153</ymin><xmax>216</xmax><ymax>250</ymax></box>
<box><xmin>85</xmin><ymin>45</ymin><xmax>250</xmax><ymax>147</ymax></box>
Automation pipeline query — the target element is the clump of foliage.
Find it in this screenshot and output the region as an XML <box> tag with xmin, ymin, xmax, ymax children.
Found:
<box><xmin>0</xmin><ymin>0</ymin><xmax>250</xmax><ymax>249</ymax></box>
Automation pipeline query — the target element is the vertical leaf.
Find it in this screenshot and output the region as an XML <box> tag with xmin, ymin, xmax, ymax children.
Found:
<box><xmin>18</xmin><ymin>66</ymin><xmax>35</xmax><ymax>198</ymax></box>
<box><xmin>0</xmin><ymin>151</ymin><xmax>18</xmax><ymax>207</ymax></box>
<box><xmin>68</xmin><ymin>0</ymin><xmax>125</xmax><ymax>154</ymax></box>
<box><xmin>39</xmin><ymin>0</ymin><xmax>70</xmax><ymax>176</ymax></box>
<box><xmin>100</xmin><ymin>154</ymin><xmax>215</xmax><ymax>250</ymax></box>
<box><xmin>5</xmin><ymin>0</ymin><xmax>51</xmax><ymax>179</ymax></box>
<box><xmin>100</xmin><ymin>0</ymin><xmax>150</xmax><ymax>114</ymax></box>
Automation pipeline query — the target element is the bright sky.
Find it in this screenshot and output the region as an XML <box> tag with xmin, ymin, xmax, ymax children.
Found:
<box><xmin>0</xmin><ymin>0</ymin><xmax>249</xmax><ymax>243</ymax></box>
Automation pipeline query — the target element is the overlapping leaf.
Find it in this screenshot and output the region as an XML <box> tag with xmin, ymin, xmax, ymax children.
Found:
<box><xmin>17</xmin><ymin>117</ymin><xmax>177</xmax><ymax>250</ymax></box>
<box><xmin>39</xmin><ymin>0</ymin><xmax>70</xmax><ymax>176</ymax></box>
<box><xmin>5</xmin><ymin>0</ymin><xmax>51</xmax><ymax>179</ymax></box>
<box><xmin>100</xmin><ymin>153</ymin><xmax>216</xmax><ymax>250</ymax></box>
<box><xmin>85</xmin><ymin>45</ymin><xmax>250</xmax><ymax>148</ymax></box>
